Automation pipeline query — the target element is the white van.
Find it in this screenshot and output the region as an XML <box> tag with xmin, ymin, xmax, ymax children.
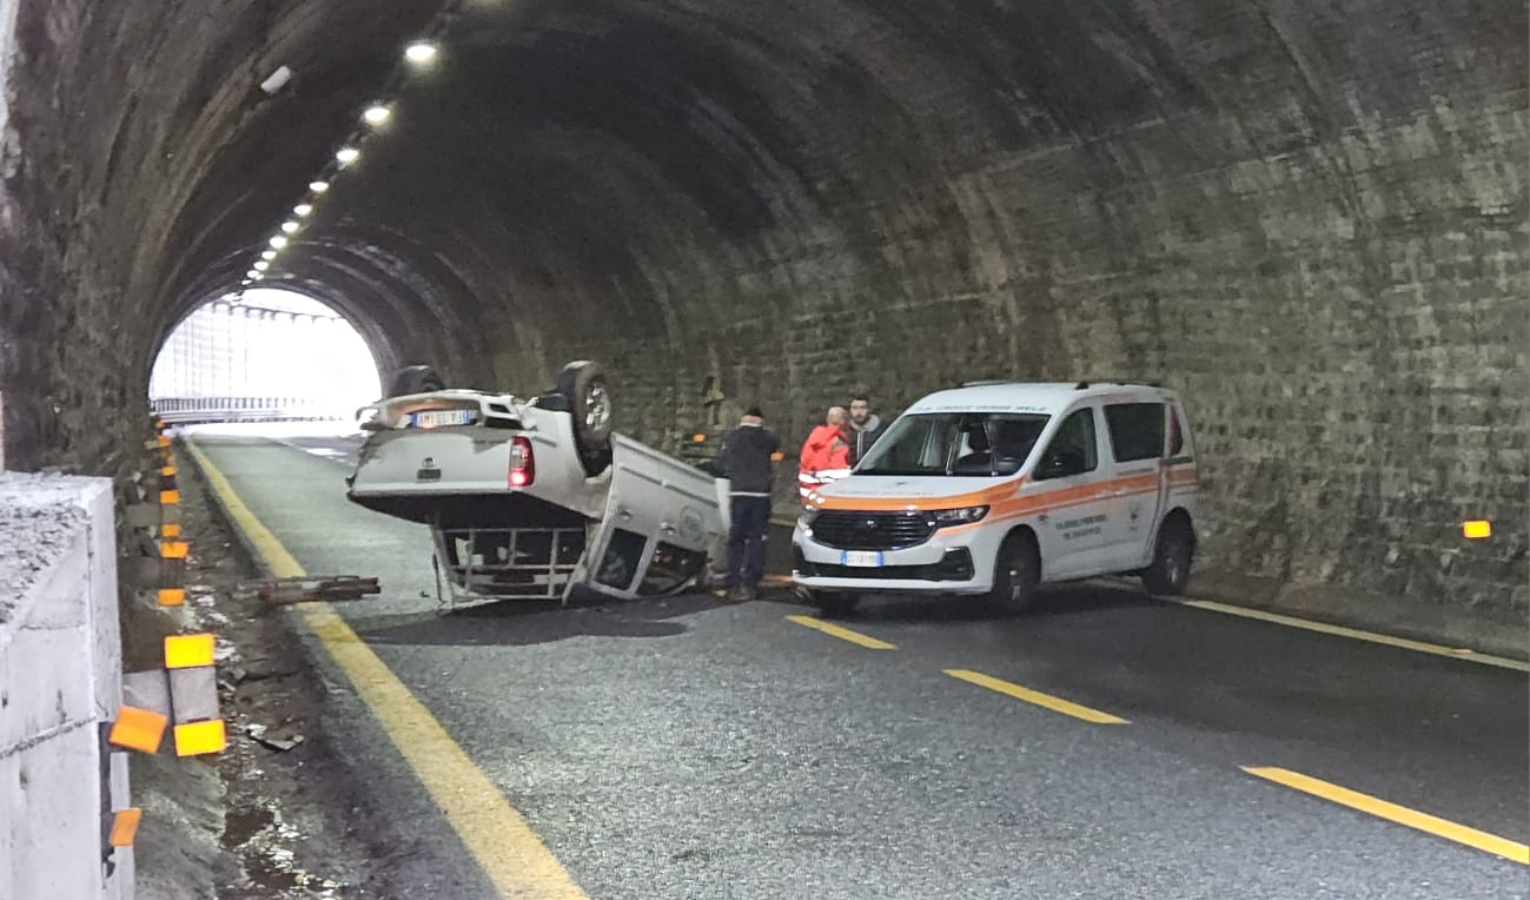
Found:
<box><xmin>791</xmin><ymin>381</ymin><xmax>1199</xmax><ymax>617</ymax></box>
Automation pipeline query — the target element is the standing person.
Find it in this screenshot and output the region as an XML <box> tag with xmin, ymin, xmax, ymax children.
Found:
<box><xmin>797</xmin><ymin>405</ymin><xmax>852</xmax><ymax>503</ymax></box>
<box><xmin>847</xmin><ymin>393</ymin><xmax>887</xmax><ymax>465</ymax></box>
<box><xmin>714</xmin><ymin>406</ymin><xmax>781</xmax><ymax>602</ymax></box>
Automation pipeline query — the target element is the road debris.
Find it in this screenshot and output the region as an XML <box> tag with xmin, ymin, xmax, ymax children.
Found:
<box><xmin>245</xmin><ymin>575</ymin><xmax>381</xmax><ymax>604</ymax></box>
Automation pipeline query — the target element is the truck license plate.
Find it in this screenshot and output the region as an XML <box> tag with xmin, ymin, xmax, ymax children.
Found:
<box><xmin>411</xmin><ymin>409</ymin><xmax>474</xmax><ymax>428</ymax></box>
<box><xmin>841</xmin><ymin>550</ymin><xmax>883</xmax><ymax>568</ymax></box>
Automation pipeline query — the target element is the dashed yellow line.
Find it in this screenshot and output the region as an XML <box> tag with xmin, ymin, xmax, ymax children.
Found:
<box><xmin>185</xmin><ymin>439</ymin><xmax>588</xmax><ymax>900</ymax></box>
<box><xmin>1243</xmin><ymin>766</ymin><xmax>1530</xmax><ymax>865</ymax></box>
<box><xmin>785</xmin><ymin>615</ymin><xmax>897</xmax><ymax>650</ymax></box>
<box><xmin>945</xmin><ymin>669</ymin><xmax>1129</xmax><ymax>724</ymax></box>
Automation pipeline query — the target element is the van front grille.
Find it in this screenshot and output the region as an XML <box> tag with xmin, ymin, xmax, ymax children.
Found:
<box><xmin>808</xmin><ymin>511</ymin><xmax>935</xmax><ymax>551</ymax></box>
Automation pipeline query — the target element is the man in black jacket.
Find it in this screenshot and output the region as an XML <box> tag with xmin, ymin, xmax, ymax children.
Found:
<box><xmin>711</xmin><ymin>406</ymin><xmax>781</xmax><ymax>601</ymax></box>
<box><xmin>848</xmin><ymin>393</ymin><xmax>888</xmax><ymax>466</ymax></box>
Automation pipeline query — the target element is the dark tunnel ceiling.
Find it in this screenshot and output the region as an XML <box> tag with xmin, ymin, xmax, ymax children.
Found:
<box><xmin>157</xmin><ymin>0</ymin><xmax>1277</xmax><ymax>345</ymax></box>
<box><xmin>7</xmin><ymin>0</ymin><xmax>1522</xmax><ymax>628</ymax></box>
<box><xmin>154</xmin><ymin>0</ymin><xmax>1526</xmax><ymax>384</ymax></box>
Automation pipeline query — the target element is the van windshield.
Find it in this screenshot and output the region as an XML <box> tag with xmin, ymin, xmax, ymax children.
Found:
<box><xmin>854</xmin><ymin>412</ymin><xmax>1050</xmax><ymax>477</ymax></box>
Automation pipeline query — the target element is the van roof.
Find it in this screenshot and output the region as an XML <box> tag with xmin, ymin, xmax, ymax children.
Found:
<box><xmin>904</xmin><ymin>380</ymin><xmax>1174</xmax><ymax>415</ymax></box>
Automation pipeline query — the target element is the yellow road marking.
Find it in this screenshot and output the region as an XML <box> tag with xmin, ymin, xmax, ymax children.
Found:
<box><xmin>185</xmin><ymin>439</ymin><xmax>589</xmax><ymax>900</ymax></box>
<box><xmin>785</xmin><ymin>615</ymin><xmax>897</xmax><ymax>650</ymax></box>
<box><xmin>1242</xmin><ymin>766</ymin><xmax>1530</xmax><ymax>865</ymax></box>
<box><xmin>944</xmin><ymin>669</ymin><xmax>1129</xmax><ymax>724</ymax></box>
<box><xmin>1165</xmin><ymin>597</ymin><xmax>1530</xmax><ymax>672</ymax></box>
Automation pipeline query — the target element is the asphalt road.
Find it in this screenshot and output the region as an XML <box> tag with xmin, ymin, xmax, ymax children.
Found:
<box><xmin>188</xmin><ymin>429</ymin><xmax>1530</xmax><ymax>900</ymax></box>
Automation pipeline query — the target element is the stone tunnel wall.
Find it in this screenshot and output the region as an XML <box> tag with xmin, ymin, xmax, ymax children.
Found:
<box><xmin>0</xmin><ymin>0</ymin><xmax>1524</xmax><ymax>650</ymax></box>
<box><xmin>460</xmin><ymin>5</ymin><xmax>1529</xmax><ymax>647</ymax></box>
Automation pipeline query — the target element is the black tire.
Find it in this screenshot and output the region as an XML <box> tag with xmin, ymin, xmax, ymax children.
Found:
<box><xmin>1142</xmin><ymin>514</ymin><xmax>1194</xmax><ymax>596</ymax></box>
<box><xmin>989</xmin><ymin>531</ymin><xmax>1041</xmax><ymax>614</ymax></box>
<box><xmin>555</xmin><ymin>360</ymin><xmax>614</xmax><ymax>476</ymax></box>
<box><xmin>814</xmin><ymin>591</ymin><xmax>860</xmax><ymax>619</ymax></box>
<box><xmin>388</xmin><ymin>365</ymin><xmax>444</xmax><ymax>398</ymax></box>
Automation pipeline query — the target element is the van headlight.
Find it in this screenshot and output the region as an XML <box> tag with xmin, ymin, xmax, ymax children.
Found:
<box><xmin>930</xmin><ymin>505</ymin><xmax>989</xmax><ymax>527</ymax></box>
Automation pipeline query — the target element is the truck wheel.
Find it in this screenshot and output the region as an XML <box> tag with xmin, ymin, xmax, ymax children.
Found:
<box><xmin>388</xmin><ymin>365</ymin><xmax>444</xmax><ymax>398</ymax></box>
<box><xmin>1142</xmin><ymin>514</ymin><xmax>1194</xmax><ymax>596</ymax></box>
<box><xmin>555</xmin><ymin>360</ymin><xmax>614</xmax><ymax>475</ymax></box>
<box><xmin>989</xmin><ymin>531</ymin><xmax>1040</xmax><ymax>614</ymax></box>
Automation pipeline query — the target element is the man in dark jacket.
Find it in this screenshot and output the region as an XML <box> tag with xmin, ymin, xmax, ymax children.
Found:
<box><xmin>712</xmin><ymin>406</ymin><xmax>782</xmax><ymax>601</ymax></box>
<box><xmin>847</xmin><ymin>393</ymin><xmax>888</xmax><ymax>466</ymax></box>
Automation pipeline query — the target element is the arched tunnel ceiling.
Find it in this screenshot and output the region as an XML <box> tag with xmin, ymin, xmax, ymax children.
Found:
<box><xmin>0</xmin><ymin>0</ymin><xmax>1526</xmax><ymax>630</ymax></box>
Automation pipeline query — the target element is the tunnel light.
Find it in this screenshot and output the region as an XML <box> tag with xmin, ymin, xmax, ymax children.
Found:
<box><xmin>335</xmin><ymin>146</ymin><xmax>360</xmax><ymax>165</ymax></box>
<box><xmin>259</xmin><ymin>65</ymin><xmax>293</xmax><ymax>95</ymax></box>
<box><xmin>253</xmin><ymin>261</ymin><xmax>269</xmax><ymax>272</ymax></box>
<box><xmin>246</xmin><ymin>269</ymin><xmax>260</xmax><ymax>278</ymax></box>
<box><xmin>250</xmin><ymin>272</ymin><xmax>265</xmax><ymax>281</ymax></box>
<box><xmin>281</xmin><ymin>220</ymin><xmax>300</xmax><ymax>234</ymax></box>
<box><xmin>404</xmin><ymin>42</ymin><xmax>437</xmax><ymax>64</ymax></box>
<box><xmin>269</xmin><ymin>235</ymin><xmax>288</xmax><ymax>249</ymax></box>
<box><xmin>309</xmin><ymin>181</ymin><xmax>329</xmax><ymax>194</ymax></box>
<box><xmin>261</xmin><ymin>250</ymin><xmax>277</xmax><ymax>261</ymax></box>
<box><xmin>363</xmin><ymin>105</ymin><xmax>392</xmax><ymax>125</ymax></box>
<box><xmin>294</xmin><ymin>203</ymin><xmax>313</xmax><ymax>217</ymax></box>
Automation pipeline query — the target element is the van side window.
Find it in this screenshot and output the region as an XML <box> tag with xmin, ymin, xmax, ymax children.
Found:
<box><xmin>1104</xmin><ymin>402</ymin><xmax>1166</xmax><ymax>462</ymax></box>
<box><xmin>1035</xmin><ymin>408</ymin><xmax>1098</xmax><ymax>480</ymax></box>
<box><xmin>1168</xmin><ymin>405</ymin><xmax>1184</xmax><ymax>457</ymax></box>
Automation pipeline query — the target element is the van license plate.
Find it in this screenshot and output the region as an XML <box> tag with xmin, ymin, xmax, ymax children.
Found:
<box><xmin>411</xmin><ymin>409</ymin><xmax>474</xmax><ymax>428</ymax></box>
<box><xmin>841</xmin><ymin>551</ymin><xmax>883</xmax><ymax>568</ymax></box>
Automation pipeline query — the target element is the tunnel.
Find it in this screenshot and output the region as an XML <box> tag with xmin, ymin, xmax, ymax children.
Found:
<box><xmin>0</xmin><ymin>0</ymin><xmax>1525</xmax><ymax>647</ymax></box>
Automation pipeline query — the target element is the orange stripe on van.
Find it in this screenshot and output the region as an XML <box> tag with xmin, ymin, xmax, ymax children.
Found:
<box><xmin>811</xmin><ymin>473</ymin><xmax>1166</xmax><ymax>517</ymax></box>
<box><xmin>808</xmin><ymin>482</ymin><xmax>1020</xmax><ymax>513</ymax></box>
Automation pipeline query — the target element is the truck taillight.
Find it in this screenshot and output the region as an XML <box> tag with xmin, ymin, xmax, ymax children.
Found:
<box><xmin>509</xmin><ymin>436</ymin><xmax>535</xmax><ymax>487</ymax></box>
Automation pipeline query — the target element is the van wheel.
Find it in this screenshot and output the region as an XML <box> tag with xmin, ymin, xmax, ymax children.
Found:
<box><xmin>814</xmin><ymin>591</ymin><xmax>860</xmax><ymax>619</ymax></box>
<box><xmin>1143</xmin><ymin>516</ymin><xmax>1194</xmax><ymax>596</ymax></box>
<box><xmin>556</xmin><ymin>360</ymin><xmax>613</xmax><ymax>476</ymax></box>
<box><xmin>989</xmin><ymin>531</ymin><xmax>1040</xmax><ymax>614</ymax></box>
<box><xmin>388</xmin><ymin>365</ymin><xmax>444</xmax><ymax>398</ymax></box>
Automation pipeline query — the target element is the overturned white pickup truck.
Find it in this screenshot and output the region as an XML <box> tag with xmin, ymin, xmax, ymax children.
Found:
<box><xmin>345</xmin><ymin>361</ymin><xmax>726</xmax><ymax>604</ymax></box>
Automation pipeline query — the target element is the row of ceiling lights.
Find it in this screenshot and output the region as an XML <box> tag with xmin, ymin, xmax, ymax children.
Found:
<box><xmin>237</xmin><ymin>39</ymin><xmax>442</xmax><ymax>291</ymax></box>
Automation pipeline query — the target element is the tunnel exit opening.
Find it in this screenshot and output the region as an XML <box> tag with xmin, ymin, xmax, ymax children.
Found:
<box><xmin>148</xmin><ymin>289</ymin><xmax>382</xmax><ymax>435</ymax></box>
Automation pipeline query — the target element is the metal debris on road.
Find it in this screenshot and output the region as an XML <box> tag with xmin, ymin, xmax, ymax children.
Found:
<box><xmin>245</xmin><ymin>575</ymin><xmax>381</xmax><ymax>604</ymax></box>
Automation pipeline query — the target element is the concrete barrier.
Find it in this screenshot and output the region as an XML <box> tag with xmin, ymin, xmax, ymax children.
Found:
<box><xmin>0</xmin><ymin>472</ymin><xmax>134</xmax><ymax>900</ymax></box>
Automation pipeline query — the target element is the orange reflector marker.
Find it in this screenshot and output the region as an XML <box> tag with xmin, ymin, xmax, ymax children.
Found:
<box><xmin>161</xmin><ymin>540</ymin><xmax>188</xmax><ymax>559</ymax></box>
<box><xmin>109</xmin><ymin>707</ymin><xmax>168</xmax><ymax>754</ymax></box>
<box><xmin>165</xmin><ymin>633</ymin><xmax>216</xmax><ymax>669</ymax></box>
<box><xmin>109</xmin><ymin>809</ymin><xmax>143</xmax><ymax>847</ymax></box>
<box><xmin>161</xmin><ymin>465</ymin><xmax>176</xmax><ymax>477</ymax></box>
<box><xmin>1463</xmin><ymin>520</ymin><xmax>1492</xmax><ymax>539</ymax></box>
<box><xmin>160</xmin><ymin>523</ymin><xmax>181</xmax><ymax>538</ymax></box>
<box><xmin>160</xmin><ymin>489</ymin><xmax>180</xmax><ymax>505</ymax></box>
<box><xmin>692</xmin><ymin>433</ymin><xmax>706</xmax><ymax>443</ymax></box>
<box><xmin>156</xmin><ymin>434</ymin><xmax>170</xmax><ymax>448</ymax></box>
<box><xmin>174</xmin><ymin>720</ymin><xmax>227</xmax><ymax>757</ymax></box>
<box><xmin>157</xmin><ymin>588</ymin><xmax>186</xmax><ymax>607</ymax></box>
<box><xmin>770</xmin><ymin>452</ymin><xmax>785</xmax><ymax>462</ymax></box>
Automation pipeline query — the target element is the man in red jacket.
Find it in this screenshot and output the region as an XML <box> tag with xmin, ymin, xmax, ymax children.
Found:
<box><xmin>798</xmin><ymin>406</ymin><xmax>852</xmax><ymax>503</ymax></box>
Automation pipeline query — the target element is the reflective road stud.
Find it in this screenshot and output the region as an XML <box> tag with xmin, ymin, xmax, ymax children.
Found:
<box><xmin>108</xmin><ymin>706</ymin><xmax>169</xmax><ymax>754</ymax></box>
<box><xmin>164</xmin><ymin>633</ymin><xmax>216</xmax><ymax>669</ymax></box>
<box><xmin>174</xmin><ymin>720</ymin><xmax>228</xmax><ymax>757</ymax></box>
<box><xmin>1463</xmin><ymin>520</ymin><xmax>1492</xmax><ymax>539</ymax></box>
<box><xmin>109</xmin><ymin>809</ymin><xmax>143</xmax><ymax>848</ymax></box>
<box><xmin>157</xmin><ymin>588</ymin><xmax>187</xmax><ymax>607</ymax></box>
